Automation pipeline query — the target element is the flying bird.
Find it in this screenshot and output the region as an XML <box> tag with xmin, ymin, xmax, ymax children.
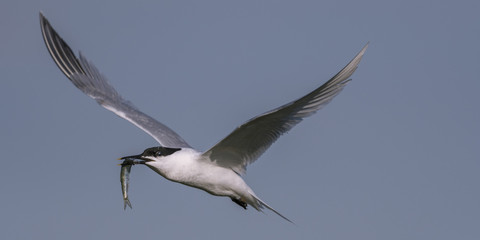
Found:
<box><xmin>40</xmin><ymin>12</ymin><xmax>367</xmax><ymax>222</ymax></box>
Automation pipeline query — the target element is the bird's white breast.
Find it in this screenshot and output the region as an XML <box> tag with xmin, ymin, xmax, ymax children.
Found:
<box><xmin>145</xmin><ymin>148</ymin><xmax>252</xmax><ymax>198</ymax></box>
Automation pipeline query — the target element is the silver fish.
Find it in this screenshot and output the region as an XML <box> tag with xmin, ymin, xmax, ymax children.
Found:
<box><xmin>120</xmin><ymin>158</ymin><xmax>135</xmax><ymax>209</ymax></box>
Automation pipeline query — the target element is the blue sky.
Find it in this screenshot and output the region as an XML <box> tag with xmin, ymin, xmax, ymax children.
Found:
<box><xmin>1</xmin><ymin>0</ymin><xmax>479</xmax><ymax>239</ymax></box>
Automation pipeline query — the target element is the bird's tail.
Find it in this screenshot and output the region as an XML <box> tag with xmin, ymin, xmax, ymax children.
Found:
<box><xmin>251</xmin><ymin>195</ymin><xmax>293</xmax><ymax>223</ymax></box>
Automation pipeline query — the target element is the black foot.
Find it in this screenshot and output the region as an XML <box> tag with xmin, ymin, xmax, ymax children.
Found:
<box><xmin>231</xmin><ymin>197</ymin><xmax>247</xmax><ymax>209</ymax></box>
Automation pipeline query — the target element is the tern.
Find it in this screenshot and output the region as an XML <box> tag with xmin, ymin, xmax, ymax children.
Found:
<box><xmin>40</xmin><ymin>12</ymin><xmax>367</xmax><ymax>222</ymax></box>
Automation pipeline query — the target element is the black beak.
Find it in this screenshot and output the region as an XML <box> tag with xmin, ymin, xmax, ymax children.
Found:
<box><xmin>118</xmin><ymin>154</ymin><xmax>155</xmax><ymax>162</ymax></box>
<box><xmin>117</xmin><ymin>154</ymin><xmax>142</xmax><ymax>160</ymax></box>
<box><xmin>117</xmin><ymin>154</ymin><xmax>152</xmax><ymax>166</ymax></box>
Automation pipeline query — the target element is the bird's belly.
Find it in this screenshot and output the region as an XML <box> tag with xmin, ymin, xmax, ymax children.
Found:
<box><xmin>145</xmin><ymin>154</ymin><xmax>252</xmax><ymax>199</ymax></box>
<box><xmin>183</xmin><ymin>167</ymin><xmax>244</xmax><ymax>196</ymax></box>
<box><xmin>167</xmin><ymin>164</ymin><xmax>248</xmax><ymax>197</ymax></box>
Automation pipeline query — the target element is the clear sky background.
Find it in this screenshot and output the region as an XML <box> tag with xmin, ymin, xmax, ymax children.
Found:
<box><xmin>1</xmin><ymin>0</ymin><xmax>479</xmax><ymax>239</ymax></box>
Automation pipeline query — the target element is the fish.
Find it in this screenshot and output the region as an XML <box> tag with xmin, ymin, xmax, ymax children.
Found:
<box><xmin>120</xmin><ymin>158</ymin><xmax>135</xmax><ymax>209</ymax></box>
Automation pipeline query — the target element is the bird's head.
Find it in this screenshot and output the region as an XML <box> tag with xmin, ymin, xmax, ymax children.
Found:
<box><xmin>119</xmin><ymin>146</ymin><xmax>181</xmax><ymax>162</ymax></box>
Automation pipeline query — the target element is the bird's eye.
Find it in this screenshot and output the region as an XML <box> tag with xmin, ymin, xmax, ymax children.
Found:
<box><xmin>155</xmin><ymin>151</ymin><xmax>162</xmax><ymax>157</ymax></box>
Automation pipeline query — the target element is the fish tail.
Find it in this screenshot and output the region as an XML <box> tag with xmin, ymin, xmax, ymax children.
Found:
<box><xmin>123</xmin><ymin>198</ymin><xmax>132</xmax><ymax>210</ymax></box>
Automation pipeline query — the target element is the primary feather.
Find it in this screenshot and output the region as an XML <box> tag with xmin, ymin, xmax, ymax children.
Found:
<box><xmin>203</xmin><ymin>44</ymin><xmax>368</xmax><ymax>175</ymax></box>
<box><xmin>39</xmin><ymin>12</ymin><xmax>190</xmax><ymax>148</ymax></box>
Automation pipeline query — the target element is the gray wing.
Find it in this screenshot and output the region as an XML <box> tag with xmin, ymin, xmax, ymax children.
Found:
<box><xmin>202</xmin><ymin>44</ymin><xmax>368</xmax><ymax>175</ymax></box>
<box><xmin>39</xmin><ymin>13</ymin><xmax>190</xmax><ymax>148</ymax></box>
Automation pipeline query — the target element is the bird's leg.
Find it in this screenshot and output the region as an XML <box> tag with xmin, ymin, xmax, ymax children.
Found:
<box><xmin>231</xmin><ymin>197</ymin><xmax>247</xmax><ymax>209</ymax></box>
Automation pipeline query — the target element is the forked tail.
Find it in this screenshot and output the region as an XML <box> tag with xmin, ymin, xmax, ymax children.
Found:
<box><xmin>124</xmin><ymin>198</ymin><xmax>132</xmax><ymax>210</ymax></box>
<box><xmin>252</xmin><ymin>195</ymin><xmax>293</xmax><ymax>223</ymax></box>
